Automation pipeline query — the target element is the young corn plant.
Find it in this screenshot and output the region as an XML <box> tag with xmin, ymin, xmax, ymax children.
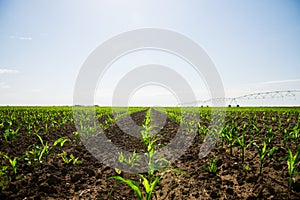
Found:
<box><xmin>35</xmin><ymin>133</ymin><xmax>69</xmax><ymax>163</ymax></box>
<box><xmin>222</xmin><ymin>128</ymin><xmax>235</xmax><ymax>155</ymax></box>
<box><xmin>59</xmin><ymin>151</ymin><xmax>82</xmax><ymax>165</ymax></box>
<box><xmin>266</xmin><ymin>127</ymin><xmax>275</xmax><ymax>143</ymax></box>
<box><xmin>24</xmin><ymin>144</ymin><xmax>42</xmax><ymax>167</ymax></box>
<box><xmin>290</xmin><ymin>125</ymin><xmax>299</xmax><ymax>141</ymax></box>
<box><xmin>3</xmin><ymin>121</ymin><xmax>12</xmax><ymax>142</ymax></box>
<box><xmin>104</xmin><ymin>115</ymin><xmax>115</xmax><ymax>128</ymax></box>
<box><xmin>73</xmin><ymin>131</ymin><xmax>80</xmax><ymax>144</ymax></box>
<box><xmin>287</xmin><ymin>148</ymin><xmax>300</xmax><ymax>189</ymax></box>
<box><xmin>140</xmin><ymin>109</ymin><xmax>161</xmax><ymax>165</ymax></box>
<box><xmin>1</xmin><ymin>152</ymin><xmax>18</xmax><ymax>182</ymax></box>
<box><xmin>109</xmin><ymin>167</ymin><xmax>183</xmax><ymax>200</ymax></box>
<box><xmin>2</xmin><ymin>155</ymin><xmax>18</xmax><ymax>175</ymax></box>
<box><xmin>26</xmin><ymin>124</ymin><xmax>33</xmax><ymax>137</ymax></box>
<box><xmin>0</xmin><ymin>166</ymin><xmax>10</xmax><ymax>191</ymax></box>
<box><xmin>3</xmin><ymin>121</ymin><xmax>20</xmax><ymax>143</ymax></box>
<box><xmin>254</xmin><ymin>138</ymin><xmax>278</xmax><ymax>175</ymax></box>
<box><xmin>234</xmin><ymin>133</ymin><xmax>253</xmax><ymax>163</ymax></box>
<box><xmin>202</xmin><ymin>156</ymin><xmax>218</xmax><ymax>174</ymax></box>
<box><xmin>118</xmin><ymin>150</ymin><xmax>141</xmax><ymax>168</ymax></box>
<box><xmin>198</xmin><ymin>122</ymin><xmax>208</xmax><ymax>136</ymax></box>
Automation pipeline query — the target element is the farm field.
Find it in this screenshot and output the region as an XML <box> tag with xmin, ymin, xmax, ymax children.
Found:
<box><xmin>0</xmin><ymin>106</ymin><xmax>300</xmax><ymax>199</ymax></box>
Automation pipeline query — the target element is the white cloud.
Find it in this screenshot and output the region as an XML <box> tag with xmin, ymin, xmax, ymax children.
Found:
<box><xmin>9</xmin><ymin>35</ymin><xmax>32</xmax><ymax>41</ymax></box>
<box><xmin>0</xmin><ymin>82</ymin><xmax>10</xmax><ymax>89</ymax></box>
<box><xmin>18</xmin><ymin>36</ymin><xmax>32</xmax><ymax>40</ymax></box>
<box><xmin>257</xmin><ymin>79</ymin><xmax>300</xmax><ymax>85</ymax></box>
<box><xmin>0</xmin><ymin>69</ymin><xmax>20</xmax><ymax>74</ymax></box>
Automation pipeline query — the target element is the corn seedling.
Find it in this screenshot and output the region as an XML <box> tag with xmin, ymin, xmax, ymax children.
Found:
<box><xmin>222</xmin><ymin>128</ymin><xmax>235</xmax><ymax>155</ymax></box>
<box><xmin>234</xmin><ymin>133</ymin><xmax>253</xmax><ymax>163</ymax></box>
<box><xmin>73</xmin><ymin>131</ymin><xmax>80</xmax><ymax>144</ymax></box>
<box><xmin>0</xmin><ymin>166</ymin><xmax>10</xmax><ymax>191</ymax></box>
<box><xmin>118</xmin><ymin>150</ymin><xmax>141</xmax><ymax>168</ymax></box>
<box><xmin>35</xmin><ymin>133</ymin><xmax>68</xmax><ymax>162</ymax></box>
<box><xmin>3</xmin><ymin>122</ymin><xmax>19</xmax><ymax>143</ymax></box>
<box><xmin>140</xmin><ymin>109</ymin><xmax>161</xmax><ymax>165</ymax></box>
<box><xmin>105</xmin><ymin>116</ymin><xmax>115</xmax><ymax>128</ymax></box>
<box><xmin>3</xmin><ymin>121</ymin><xmax>12</xmax><ymax>142</ymax></box>
<box><xmin>26</xmin><ymin>124</ymin><xmax>32</xmax><ymax>136</ymax></box>
<box><xmin>59</xmin><ymin>151</ymin><xmax>82</xmax><ymax>165</ymax></box>
<box><xmin>109</xmin><ymin>166</ymin><xmax>185</xmax><ymax>200</ymax></box>
<box><xmin>287</xmin><ymin>148</ymin><xmax>300</xmax><ymax>189</ymax></box>
<box><xmin>2</xmin><ymin>155</ymin><xmax>18</xmax><ymax>175</ymax></box>
<box><xmin>24</xmin><ymin>144</ymin><xmax>42</xmax><ymax>166</ymax></box>
<box><xmin>202</xmin><ymin>156</ymin><xmax>218</xmax><ymax>174</ymax></box>
<box><xmin>290</xmin><ymin>125</ymin><xmax>299</xmax><ymax>141</ymax></box>
<box><xmin>254</xmin><ymin>138</ymin><xmax>278</xmax><ymax>175</ymax></box>
<box><xmin>198</xmin><ymin>122</ymin><xmax>208</xmax><ymax>136</ymax></box>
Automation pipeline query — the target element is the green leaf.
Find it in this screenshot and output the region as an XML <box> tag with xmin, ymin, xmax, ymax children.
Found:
<box><xmin>171</xmin><ymin>169</ymin><xmax>188</xmax><ymax>176</ymax></box>
<box><xmin>114</xmin><ymin>168</ymin><xmax>122</xmax><ymax>175</ymax></box>
<box><xmin>12</xmin><ymin>158</ymin><xmax>17</xmax><ymax>166</ymax></box>
<box><xmin>53</xmin><ymin>137</ymin><xmax>68</xmax><ymax>147</ymax></box>
<box><xmin>202</xmin><ymin>166</ymin><xmax>209</xmax><ymax>172</ymax></box>
<box><xmin>138</xmin><ymin>174</ymin><xmax>150</xmax><ymax>194</ymax></box>
<box><xmin>149</xmin><ymin>175</ymin><xmax>161</xmax><ymax>196</ymax></box>
<box><xmin>73</xmin><ymin>157</ymin><xmax>82</xmax><ymax>165</ymax></box>
<box><xmin>269</xmin><ymin>146</ymin><xmax>278</xmax><ymax>156</ymax></box>
<box><xmin>288</xmin><ymin>149</ymin><xmax>292</xmax><ymax>159</ymax></box>
<box><xmin>294</xmin><ymin>149</ymin><xmax>300</xmax><ymax>161</ymax></box>
<box><xmin>1</xmin><ymin>166</ymin><xmax>9</xmax><ymax>171</ymax></box>
<box><xmin>262</xmin><ymin>141</ymin><xmax>267</xmax><ymax>153</ymax></box>
<box><xmin>39</xmin><ymin>146</ymin><xmax>46</xmax><ymax>161</ymax></box>
<box><xmin>35</xmin><ymin>133</ymin><xmax>44</xmax><ymax>146</ymax></box>
<box><xmin>107</xmin><ymin>176</ymin><xmax>143</xmax><ymax>200</ymax></box>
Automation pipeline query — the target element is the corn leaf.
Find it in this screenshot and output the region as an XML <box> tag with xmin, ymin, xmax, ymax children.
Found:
<box><xmin>107</xmin><ymin>176</ymin><xmax>143</xmax><ymax>200</ymax></box>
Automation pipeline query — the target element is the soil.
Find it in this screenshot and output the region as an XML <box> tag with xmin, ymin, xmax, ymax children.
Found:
<box><xmin>0</xmin><ymin>108</ymin><xmax>299</xmax><ymax>199</ymax></box>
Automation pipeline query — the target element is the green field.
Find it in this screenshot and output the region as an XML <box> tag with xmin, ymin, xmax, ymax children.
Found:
<box><xmin>0</xmin><ymin>106</ymin><xmax>299</xmax><ymax>199</ymax></box>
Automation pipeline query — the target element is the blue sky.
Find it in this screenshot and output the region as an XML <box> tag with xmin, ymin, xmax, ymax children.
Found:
<box><xmin>0</xmin><ymin>0</ymin><xmax>300</xmax><ymax>106</ymax></box>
